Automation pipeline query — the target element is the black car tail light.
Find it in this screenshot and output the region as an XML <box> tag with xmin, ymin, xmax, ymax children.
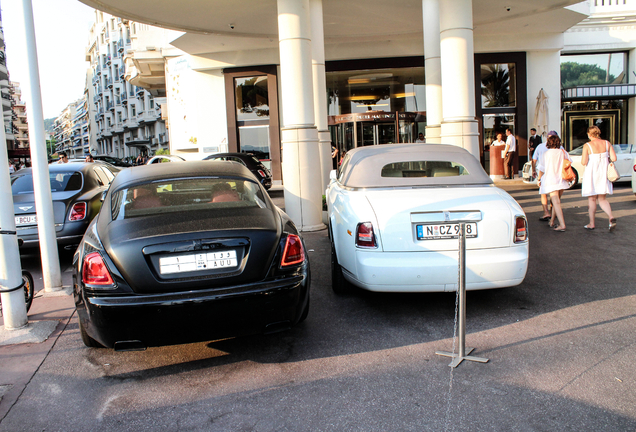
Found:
<box><xmin>69</xmin><ymin>202</ymin><xmax>87</xmax><ymax>221</ymax></box>
<box><xmin>356</xmin><ymin>222</ymin><xmax>377</xmax><ymax>248</ymax></box>
<box><xmin>82</xmin><ymin>252</ymin><xmax>115</xmax><ymax>286</ymax></box>
<box><xmin>281</xmin><ymin>234</ymin><xmax>305</xmax><ymax>267</ymax></box>
<box><xmin>514</xmin><ymin>217</ymin><xmax>528</xmax><ymax>243</ymax></box>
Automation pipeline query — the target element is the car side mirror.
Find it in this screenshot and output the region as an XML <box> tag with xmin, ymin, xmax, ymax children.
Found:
<box><xmin>101</xmin><ymin>190</ymin><xmax>107</xmax><ymax>202</ymax></box>
<box><xmin>329</xmin><ymin>170</ymin><xmax>337</xmax><ymax>181</ymax></box>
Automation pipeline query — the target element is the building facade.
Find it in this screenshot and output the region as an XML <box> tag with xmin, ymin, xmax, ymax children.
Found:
<box><xmin>53</xmin><ymin>100</ymin><xmax>80</xmax><ymax>157</ymax></box>
<box><xmin>562</xmin><ymin>0</ymin><xmax>636</xmax><ymax>150</ymax></box>
<box><xmin>79</xmin><ymin>0</ymin><xmax>597</xmax><ymax>230</ymax></box>
<box><xmin>85</xmin><ymin>11</ymin><xmax>168</xmax><ymax>160</ymax></box>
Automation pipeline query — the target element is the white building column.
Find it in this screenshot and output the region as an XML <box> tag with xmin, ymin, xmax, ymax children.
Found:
<box><xmin>310</xmin><ymin>0</ymin><xmax>332</xmax><ymax>192</ymax></box>
<box><xmin>278</xmin><ymin>0</ymin><xmax>324</xmax><ymax>231</ymax></box>
<box><xmin>439</xmin><ymin>0</ymin><xmax>479</xmax><ymax>158</ymax></box>
<box><xmin>18</xmin><ymin>0</ymin><xmax>63</xmax><ymax>292</ymax></box>
<box><xmin>422</xmin><ymin>0</ymin><xmax>442</xmax><ymax>143</ymax></box>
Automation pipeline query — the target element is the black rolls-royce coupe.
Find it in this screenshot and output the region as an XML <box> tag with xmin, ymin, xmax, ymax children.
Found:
<box><xmin>73</xmin><ymin>161</ymin><xmax>310</xmax><ymax>350</ymax></box>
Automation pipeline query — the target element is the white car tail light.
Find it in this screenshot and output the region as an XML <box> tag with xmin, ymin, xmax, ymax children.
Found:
<box><xmin>82</xmin><ymin>252</ymin><xmax>115</xmax><ymax>286</ymax></box>
<box><xmin>356</xmin><ymin>222</ymin><xmax>377</xmax><ymax>248</ymax></box>
<box><xmin>515</xmin><ymin>217</ymin><xmax>528</xmax><ymax>243</ymax></box>
<box><xmin>69</xmin><ymin>202</ymin><xmax>87</xmax><ymax>221</ymax></box>
<box><xmin>281</xmin><ymin>234</ymin><xmax>305</xmax><ymax>267</ymax></box>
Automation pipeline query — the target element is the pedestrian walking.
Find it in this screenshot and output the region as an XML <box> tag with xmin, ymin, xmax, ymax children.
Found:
<box><xmin>58</xmin><ymin>152</ymin><xmax>69</xmax><ymax>164</ymax></box>
<box><xmin>533</xmin><ymin>130</ymin><xmax>555</xmax><ymax>220</ymax></box>
<box><xmin>85</xmin><ymin>154</ymin><xmax>94</xmax><ymax>162</ymax></box>
<box><xmin>581</xmin><ymin>125</ymin><xmax>617</xmax><ymax>231</ymax></box>
<box><xmin>537</xmin><ymin>133</ymin><xmax>569</xmax><ymax>232</ymax></box>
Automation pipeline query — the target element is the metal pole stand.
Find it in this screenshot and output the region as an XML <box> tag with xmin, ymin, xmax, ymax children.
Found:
<box><xmin>436</xmin><ymin>223</ymin><xmax>488</xmax><ymax>368</ymax></box>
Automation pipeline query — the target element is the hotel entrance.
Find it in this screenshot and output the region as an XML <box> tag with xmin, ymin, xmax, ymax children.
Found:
<box><xmin>329</xmin><ymin>111</ymin><xmax>425</xmax><ymax>163</ymax></box>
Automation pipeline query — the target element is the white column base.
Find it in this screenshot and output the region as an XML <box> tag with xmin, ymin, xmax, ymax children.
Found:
<box><xmin>318</xmin><ymin>129</ymin><xmax>332</xmax><ymax>193</ymax></box>
<box><xmin>441</xmin><ymin>119</ymin><xmax>480</xmax><ymax>159</ymax></box>
<box><xmin>425</xmin><ymin>125</ymin><xmax>442</xmax><ymax>144</ymax></box>
<box><xmin>281</xmin><ymin>126</ymin><xmax>326</xmax><ymax>232</ymax></box>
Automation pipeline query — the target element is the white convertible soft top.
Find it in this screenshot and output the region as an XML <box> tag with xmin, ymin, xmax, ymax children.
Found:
<box><xmin>338</xmin><ymin>143</ymin><xmax>493</xmax><ymax>188</ymax></box>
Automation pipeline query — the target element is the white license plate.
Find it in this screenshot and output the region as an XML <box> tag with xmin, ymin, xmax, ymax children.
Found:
<box><xmin>159</xmin><ymin>250</ymin><xmax>238</xmax><ymax>274</ymax></box>
<box><xmin>417</xmin><ymin>223</ymin><xmax>478</xmax><ymax>240</ymax></box>
<box><xmin>15</xmin><ymin>215</ymin><xmax>37</xmax><ymax>226</ymax></box>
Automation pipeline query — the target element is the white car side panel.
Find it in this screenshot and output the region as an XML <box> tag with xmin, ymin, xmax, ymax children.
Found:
<box><xmin>327</xmin><ymin>183</ymin><xmax>378</xmax><ymax>275</ymax></box>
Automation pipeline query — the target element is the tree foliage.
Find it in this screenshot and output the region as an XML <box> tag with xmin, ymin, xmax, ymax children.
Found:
<box><xmin>561</xmin><ymin>62</ymin><xmax>615</xmax><ymax>88</ymax></box>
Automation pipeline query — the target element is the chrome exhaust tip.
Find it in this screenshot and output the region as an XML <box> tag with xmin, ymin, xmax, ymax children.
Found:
<box><xmin>113</xmin><ymin>340</ymin><xmax>146</xmax><ymax>351</ymax></box>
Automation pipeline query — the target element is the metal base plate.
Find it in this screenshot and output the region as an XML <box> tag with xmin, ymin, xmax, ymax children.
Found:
<box><xmin>436</xmin><ymin>348</ymin><xmax>489</xmax><ymax>368</ymax></box>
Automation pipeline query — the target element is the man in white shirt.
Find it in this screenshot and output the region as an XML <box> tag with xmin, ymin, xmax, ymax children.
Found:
<box><xmin>503</xmin><ymin>128</ymin><xmax>516</xmax><ymax>179</ymax></box>
<box><xmin>415</xmin><ymin>132</ymin><xmax>425</xmax><ymax>143</ymax></box>
<box><xmin>8</xmin><ymin>160</ymin><xmax>15</xmax><ymax>174</ymax></box>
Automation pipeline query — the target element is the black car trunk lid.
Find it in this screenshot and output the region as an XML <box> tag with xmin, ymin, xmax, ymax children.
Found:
<box><xmin>102</xmin><ymin>208</ymin><xmax>281</xmax><ymax>294</ymax></box>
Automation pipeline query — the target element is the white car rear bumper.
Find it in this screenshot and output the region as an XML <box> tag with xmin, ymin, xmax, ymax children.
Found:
<box><xmin>345</xmin><ymin>244</ymin><xmax>528</xmax><ymax>292</ymax></box>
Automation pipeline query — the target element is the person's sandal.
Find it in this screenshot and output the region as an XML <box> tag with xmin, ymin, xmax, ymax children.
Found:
<box><xmin>609</xmin><ymin>218</ymin><xmax>617</xmax><ymax>232</ymax></box>
<box><xmin>584</xmin><ymin>225</ymin><xmax>594</xmax><ymax>230</ymax></box>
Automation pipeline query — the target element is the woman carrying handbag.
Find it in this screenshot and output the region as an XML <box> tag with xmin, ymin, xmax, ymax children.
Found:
<box><xmin>581</xmin><ymin>125</ymin><xmax>617</xmax><ymax>232</ymax></box>
<box><xmin>537</xmin><ymin>133</ymin><xmax>569</xmax><ymax>232</ymax></box>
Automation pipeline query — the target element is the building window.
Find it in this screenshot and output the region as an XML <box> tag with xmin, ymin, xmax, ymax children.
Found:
<box><xmin>561</xmin><ymin>52</ymin><xmax>627</xmax><ymax>88</ymax></box>
<box><xmin>480</xmin><ymin>63</ymin><xmax>516</xmax><ymax>108</ymax></box>
<box><xmin>326</xmin><ymin>67</ymin><xmax>425</xmax><ymax>115</ymax></box>
<box><xmin>132</xmin><ymin>105</ymin><xmax>136</xmax><ymax>117</ymax></box>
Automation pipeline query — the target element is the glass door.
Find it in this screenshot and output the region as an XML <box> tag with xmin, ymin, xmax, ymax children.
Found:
<box><xmin>566</xmin><ymin>111</ymin><xmax>618</xmax><ymax>151</ymax></box>
<box><xmin>482</xmin><ymin>114</ymin><xmax>515</xmax><ymax>174</ymax></box>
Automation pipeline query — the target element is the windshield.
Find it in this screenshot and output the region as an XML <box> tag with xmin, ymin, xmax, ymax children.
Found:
<box><xmin>111</xmin><ymin>177</ymin><xmax>268</xmax><ymax>220</ymax></box>
<box><xmin>11</xmin><ymin>171</ymin><xmax>83</xmax><ymax>194</ymax></box>
<box><xmin>569</xmin><ymin>145</ymin><xmax>584</xmax><ymax>156</ymax></box>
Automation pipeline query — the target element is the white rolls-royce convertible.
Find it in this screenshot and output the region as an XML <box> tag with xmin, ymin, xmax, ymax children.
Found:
<box><xmin>326</xmin><ymin>144</ymin><xmax>529</xmax><ymax>294</ymax></box>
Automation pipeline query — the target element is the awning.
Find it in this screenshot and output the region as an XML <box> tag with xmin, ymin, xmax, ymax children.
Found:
<box><xmin>562</xmin><ymin>84</ymin><xmax>636</xmax><ymax>101</ymax></box>
<box><xmin>125</xmin><ymin>139</ymin><xmax>150</xmax><ymax>148</ymax></box>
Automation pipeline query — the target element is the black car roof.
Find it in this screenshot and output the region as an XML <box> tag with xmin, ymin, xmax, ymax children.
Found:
<box><xmin>14</xmin><ymin>162</ymin><xmax>113</xmax><ymax>176</ymax></box>
<box><xmin>111</xmin><ymin>161</ymin><xmax>256</xmax><ymax>189</ymax></box>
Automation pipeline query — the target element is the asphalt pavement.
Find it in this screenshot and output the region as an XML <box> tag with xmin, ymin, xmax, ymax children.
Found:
<box><xmin>0</xmin><ymin>179</ymin><xmax>635</xmax><ymax>431</ymax></box>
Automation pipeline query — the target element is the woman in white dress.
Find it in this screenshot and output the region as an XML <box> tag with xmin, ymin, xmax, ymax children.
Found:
<box><xmin>537</xmin><ymin>134</ymin><xmax>570</xmax><ymax>232</ymax></box>
<box><xmin>581</xmin><ymin>125</ymin><xmax>617</xmax><ymax>231</ymax></box>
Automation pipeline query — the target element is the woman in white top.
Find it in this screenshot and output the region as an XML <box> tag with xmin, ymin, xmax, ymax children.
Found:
<box><xmin>581</xmin><ymin>125</ymin><xmax>617</xmax><ymax>231</ymax></box>
<box><xmin>537</xmin><ymin>134</ymin><xmax>570</xmax><ymax>232</ymax></box>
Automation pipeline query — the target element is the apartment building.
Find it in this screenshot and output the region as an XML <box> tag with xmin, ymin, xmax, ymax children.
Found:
<box><xmin>85</xmin><ymin>11</ymin><xmax>168</xmax><ymax>160</ymax></box>
<box><xmin>0</xmin><ymin>9</ymin><xmax>14</xmax><ymax>152</ymax></box>
<box><xmin>11</xmin><ymin>82</ymin><xmax>29</xmax><ymax>153</ymax></box>
<box><xmin>53</xmin><ymin>100</ymin><xmax>81</xmax><ymax>157</ymax></box>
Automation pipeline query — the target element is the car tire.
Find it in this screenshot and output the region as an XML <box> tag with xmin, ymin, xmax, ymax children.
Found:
<box><xmin>297</xmin><ymin>297</ymin><xmax>310</xmax><ymax>323</ymax></box>
<box><xmin>22</xmin><ymin>271</ymin><xmax>34</xmax><ymax>313</ymax></box>
<box><xmin>330</xmin><ymin>231</ymin><xmax>351</xmax><ymax>295</ymax></box>
<box><xmin>79</xmin><ymin>318</ymin><xmax>103</xmax><ymax>348</ymax></box>
<box><xmin>573</xmin><ymin>168</ymin><xmax>579</xmax><ymax>186</ymax></box>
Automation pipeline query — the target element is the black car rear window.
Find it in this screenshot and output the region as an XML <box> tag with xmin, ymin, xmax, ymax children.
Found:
<box><xmin>11</xmin><ymin>172</ymin><xmax>83</xmax><ymax>194</ymax></box>
<box><xmin>111</xmin><ymin>178</ymin><xmax>268</xmax><ymax>220</ymax></box>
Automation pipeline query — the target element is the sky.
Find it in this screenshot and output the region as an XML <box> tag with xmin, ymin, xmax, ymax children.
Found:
<box><xmin>2</xmin><ymin>0</ymin><xmax>96</xmax><ymax>120</ymax></box>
